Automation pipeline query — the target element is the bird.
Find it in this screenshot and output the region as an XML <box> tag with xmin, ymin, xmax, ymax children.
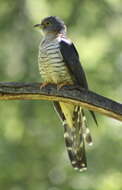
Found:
<box><xmin>34</xmin><ymin>16</ymin><xmax>97</xmax><ymax>172</ymax></box>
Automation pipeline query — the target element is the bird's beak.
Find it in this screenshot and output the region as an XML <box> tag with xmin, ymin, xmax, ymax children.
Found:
<box><xmin>33</xmin><ymin>24</ymin><xmax>42</xmax><ymax>28</ymax></box>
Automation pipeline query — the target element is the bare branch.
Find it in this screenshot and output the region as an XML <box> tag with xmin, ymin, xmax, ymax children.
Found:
<box><xmin>0</xmin><ymin>82</ymin><xmax>121</xmax><ymax>121</ymax></box>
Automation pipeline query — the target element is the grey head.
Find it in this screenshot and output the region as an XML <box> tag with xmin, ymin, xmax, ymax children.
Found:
<box><xmin>34</xmin><ymin>16</ymin><xmax>66</xmax><ymax>35</ymax></box>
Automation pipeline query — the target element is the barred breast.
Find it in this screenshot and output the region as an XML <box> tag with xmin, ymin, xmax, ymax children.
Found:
<box><xmin>38</xmin><ymin>37</ymin><xmax>73</xmax><ymax>84</ymax></box>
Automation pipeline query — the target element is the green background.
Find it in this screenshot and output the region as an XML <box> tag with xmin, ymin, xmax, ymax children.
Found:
<box><xmin>0</xmin><ymin>0</ymin><xmax>122</xmax><ymax>189</ymax></box>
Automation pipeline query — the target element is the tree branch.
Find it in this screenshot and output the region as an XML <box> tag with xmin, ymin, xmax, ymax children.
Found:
<box><xmin>0</xmin><ymin>82</ymin><xmax>121</xmax><ymax>122</ymax></box>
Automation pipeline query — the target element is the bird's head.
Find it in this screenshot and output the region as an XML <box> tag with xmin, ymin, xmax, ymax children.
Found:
<box><xmin>34</xmin><ymin>16</ymin><xmax>66</xmax><ymax>36</ymax></box>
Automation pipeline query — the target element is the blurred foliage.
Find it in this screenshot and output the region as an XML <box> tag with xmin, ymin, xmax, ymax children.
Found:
<box><xmin>0</xmin><ymin>0</ymin><xmax>122</xmax><ymax>189</ymax></box>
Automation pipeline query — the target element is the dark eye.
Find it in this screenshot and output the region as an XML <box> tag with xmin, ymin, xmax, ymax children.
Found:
<box><xmin>45</xmin><ymin>22</ymin><xmax>51</xmax><ymax>26</ymax></box>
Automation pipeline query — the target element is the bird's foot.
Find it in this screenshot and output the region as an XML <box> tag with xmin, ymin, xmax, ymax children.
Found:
<box><xmin>40</xmin><ymin>82</ymin><xmax>52</xmax><ymax>89</ymax></box>
<box><xmin>57</xmin><ymin>82</ymin><xmax>72</xmax><ymax>90</ymax></box>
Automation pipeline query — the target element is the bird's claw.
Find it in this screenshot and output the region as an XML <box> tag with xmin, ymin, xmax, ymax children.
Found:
<box><xmin>57</xmin><ymin>82</ymin><xmax>72</xmax><ymax>90</ymax></box>
<box><xmin>40</xmin><ymin>82</ymin><xmax>51</xmax><ymax>89</ymax></box>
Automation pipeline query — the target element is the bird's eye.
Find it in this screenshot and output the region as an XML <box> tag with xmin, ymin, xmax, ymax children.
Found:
<box><xmin>45</xmin><ymin>22</ymin><xmax>51</xmax><ymax>26</ymax></box>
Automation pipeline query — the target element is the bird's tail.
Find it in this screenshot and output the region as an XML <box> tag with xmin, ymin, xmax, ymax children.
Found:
<box><xmin>62</xmin><ymin>106</ymin><xmax>92</xmax><ymax>171</ymax></box>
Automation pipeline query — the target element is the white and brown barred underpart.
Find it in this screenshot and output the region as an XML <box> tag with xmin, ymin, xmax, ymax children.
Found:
<box><xmin>38</xmin><ymin>37</ymin><xmax>73</xmax><ymax>84</ymax></box>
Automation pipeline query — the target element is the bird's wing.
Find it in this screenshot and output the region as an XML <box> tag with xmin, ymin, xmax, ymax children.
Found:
<box><xmin>59</xmin><ymin>39</ymin><xmax>88</xmax><ymax>88</ymax></box>
<box><xmin>59</xmin><ymin>39</ymin><xmax>98</xmax><ymax>126</ymax></box>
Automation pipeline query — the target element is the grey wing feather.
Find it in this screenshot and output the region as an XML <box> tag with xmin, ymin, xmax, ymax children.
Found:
<box><xmin>59</xmin><ymin>39</ymin><xmax>98</xmax><ymax>126</ymax></box>
<box><xmin>59</xmin><ymin>39</ymin><xmax>88</xmax><ymax>88</ymax></box>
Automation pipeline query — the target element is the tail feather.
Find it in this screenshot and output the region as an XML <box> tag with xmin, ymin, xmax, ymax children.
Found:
<box><xmin>63</xmin><ymin>123</ymin><xmax>87</xmax><ymax>171</ymax></box>
<box><xmin>53</xmin><ymin>102</ymin><xmax>92</xmax><ymax>171</ymax></box>
<box><xmin>63</xmin><ymin>105</ymin><xmax>93</xmax><ymax>171</ymax></box>
<box><xmin>82</xmin><ymin>110</ymin><xmax>93</xmax><ymax>145</ymax></box>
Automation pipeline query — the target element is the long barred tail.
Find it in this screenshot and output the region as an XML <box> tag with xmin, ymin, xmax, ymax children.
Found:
<box><xmin>63</xmin><ymin>122</ymin><xmax>87</xmax><ymax>171</ymax></box>
<box><xmin>53</xmin><ymin>102</ymin><xmax>92</xmax><ymax>171</ymax></box>
<box><xmin>63</xmin><ymin>106</ymin><xmax>92</xmax><ymax>171</ymax></box>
